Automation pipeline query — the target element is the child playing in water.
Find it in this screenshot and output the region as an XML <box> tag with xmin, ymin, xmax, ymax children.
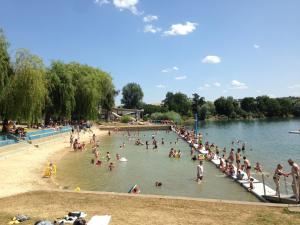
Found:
<box><xmin>248</xmin><ymin>178</ymin><xmax>254</xmax><ymax>191</ymax></box>
<box><xmin>94</xmin><ymin>150</ymin><xmax>99</xmax><ymax>159</ymax></box>
<box><xmin>254</xmin><ymin>162</ymin><xmax>263</xmax><ymax>173</ymax></box>
<box><xmin>108</xmin><ymin>162</ymin><xmax>114</xmax><ymax>171</ymax></box>
<box><xmin>106</xmin><ymin>152</ymin><xmax>111</xmax><ymax>161</ymax></box>
<box><xmin>95</xmin><ymin>160</ymin><xmax>102</xmax><ymax>166</ymax></box>
<box><xmin>155</xmin><ymin>181</ymin><xmax>162</xmax><ymax>187</ymax></box>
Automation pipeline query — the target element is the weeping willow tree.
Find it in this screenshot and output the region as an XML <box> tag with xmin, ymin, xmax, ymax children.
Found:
<box><xmin>0</xmin><ymin>29</ymin><xmax>12</xmax><ymax>116</ymax></box>
<box><xmin>99</xmin><ymin>72</ymin><xmax>118</xmax><ymax>120</ymax></box>
<box><xmin>46</xmin><ymin>62</ymin><xmax>117</xmax><ymax>121</ymax></box>
<box><xmin>45</xmin><ymin>61</ymin><xmax>75</xmax><ymax>123</ymax></box>
<box><xmin>2</xmin><ymin>49</ymin><xmax>47</xmax><ymax>124</ymax></box>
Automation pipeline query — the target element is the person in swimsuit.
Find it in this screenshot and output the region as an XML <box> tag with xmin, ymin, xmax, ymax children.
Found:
<box><xmin>236</xmin><ymin>148</ymin><xmax>241</xmax><ymax>170</ymax></box>
<box><xmin>248</xmin><ymin>178</ymin><xmax>254</xmax><ymax>191</ymax></box>
<box><xmin>106</xmin><ymin>152</ymin><xmax>111</xmax><ymax>161</ymax></box>
<box><xmin>108</xmin><ymin>162</ymin><xmax>114</xmax><ymax>171</ymax></box>
<box><xmin>243</xmin><ymin>156</ymin><xmax>251</xmax><ymax>180</ymax></box>
<box><xmin>254</xmin><ymin>162</ymin><xmax>263</xmax><ymax>173</ymax></box>
<box><xmin>228</xmin><ymin>149</ymin><xmax>235</xmax><ymax>163</ymax></box>
<box><xmin>273</xmin><ymin>164</ymin><xmax>288</xmax><ymax>197</ymax></box>
<box><xmin>196</xmin><ymin>160</ymin><xmax>204</xmax><ymax>183</ymax></box>
<box><xmin>288</xmin><ymin>159</ymin><xmax>300</xmax><ymax>202</ymax></box>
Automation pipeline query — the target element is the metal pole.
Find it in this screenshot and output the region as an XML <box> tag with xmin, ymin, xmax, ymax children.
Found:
<box><xmin>262</xmin><ymin>173</ymin><xmax>266</xmax><ymax>196</ymax></box>
<box><xmin>284</xmin><ymin>176</ymin><xmax>288</xmax><ymax>195</ymax></box>
<box><xmin>194</xmin><ymin>113</ymin><xmax>198</xmax><ymax>141</ymax></box>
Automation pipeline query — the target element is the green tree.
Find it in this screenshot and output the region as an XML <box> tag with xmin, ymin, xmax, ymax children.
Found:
<box><xmin>121</xmin><ymin>83</ymin><xmax>144</xmax><ymax>109</ymax></box>
<box><xmin>198</xmin><ymin>101</ymin><xmax>216</xmax><ymax>120</ymax></box>
<box><xmin>265</xmin><ymin>98</ymin><xmax>281</xmax><ymax>117</ymax></box>
<box><xmin>191</xmin><ymin>93</ymin><xmax>205</xmax><ymax>116</ymax></box>
<box><xmin>241</xmin><ymin>97</ymin><xmax>257</xmax><ymax>112</ymax></box>
<box><xmin>46</xmin><ymin>61</ymin><xmax>76</xmax><ymax>122</ymax></box>
<box><xmin>256</xmin><ymin>96</ymin><xmax>270</xmax><ymax>115</ymax></box>
<box><xmin>99</xmin><ymin>74</ymin><xmax>118</xmax><ymax>120</ymax></box>
<box><xmin>2</xmin><ymin>49</ymin><xmax>47</xmax><ymax>124</ymax></box>
<box><xmin>0</xmin><ymin>29</ymin><xmax>12</xmax><ymax>115</ymax></box>
<box><xmin>277</xmin><ymin>98</ymin><xmax>293</xmax><ymax>116</ymax></box>
<box><xmin>163</xmin><ymin>92</ymin><xmax>191</xmax><ymax>116</ymax></box>
<box><xmin>214</xmin><ymin>97</ymin><xmax>235</xmax><ymax>117</ymax></box>
<box><xmin>142</xmin><ymin>103</ymin><xmax>167</xmax><ymax>115</ymax></box>
<box><xmin>292</xmin><ymin>100</ymin><xmax>300</xmax><ymax>117</ymax></box>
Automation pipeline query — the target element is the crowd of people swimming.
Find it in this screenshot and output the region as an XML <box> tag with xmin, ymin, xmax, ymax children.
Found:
<box><xmin>67</xmin><ymin>124</ymin><xmax>300</xmax><ymax>203</ymax></box>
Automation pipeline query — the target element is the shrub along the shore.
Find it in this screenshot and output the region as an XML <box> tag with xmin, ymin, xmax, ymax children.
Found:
<box><xmin>145</xmin><ymin>92</ymin><xmax>300</xmax><ymax>121</ymax></box>
<box><xmin>150</xmin><ymin>111</ymin><xmax>182</xmax><ymax>124</ymax></box>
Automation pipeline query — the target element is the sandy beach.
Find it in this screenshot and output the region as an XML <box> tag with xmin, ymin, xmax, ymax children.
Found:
<box><xmin>0</xmin><ymin>127</ymin><xmax>107</xmax><ymax>198</ymax></box>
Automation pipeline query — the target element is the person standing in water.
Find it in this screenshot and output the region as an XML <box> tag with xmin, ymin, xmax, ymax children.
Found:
<box><xmin>236</xmin><ymin>148</ymin><xmax>241</xmax><ymax>170</ymax></box>
<box><xmin>196</xmin><ymin>161</ymin><xmax>204</xmax><ymax>183</ymax></box>
<box><xmin>243</xmin><ymin>156</ymin><xmax>251</xmax><ymax>180</ymax></box>
<box><xmin>288</xmin><ymin>159</ymin><xmax>300</xmax><ymax>203</ymax></box>
<box><xmin>273</xmin><ymin>164</ymin><xmax>289</xmax><ymax>197</ymax></box>
<box><xmin>228</xmin><ymin>148</ymin><xmax>235</xmax><ymax>163</ymax></box>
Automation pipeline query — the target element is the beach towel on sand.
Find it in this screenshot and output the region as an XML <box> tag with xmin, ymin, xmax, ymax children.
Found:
<box><xmin>87</xmin><ymin>216</ymin><xmax>111</xmax><ymax>225</ymax></box>
<box><xmin>34</xmin><ymin>221</ymin><xmax>53</xmax><ymax>225</ymax></box>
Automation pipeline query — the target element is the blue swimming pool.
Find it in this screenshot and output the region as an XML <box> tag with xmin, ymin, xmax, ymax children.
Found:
<box><xmin>0</xmin><ymin>126</ymin><xmax>72</xmax><ymax>147</ymax></box>
<box><xmin>26</xmin><ymin>126</ymin><xmax>72</xmax><ymax>140</ymax></box>
<box><xmin>0</xmin><ymin>135</ymin><xmax>18</xmax><ymax>147</ymax></box>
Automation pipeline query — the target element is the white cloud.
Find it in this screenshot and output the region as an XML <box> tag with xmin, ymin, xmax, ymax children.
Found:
<box><xmin>161</xmin><ymin>66</ymin><xmax>179</xmax><ymax>73</ymax></box>
<box><xmin>144</xmin><ymin>25</ymin><xmax>161</xmax><ymax>33</ymax></box>
<box><xmin>156</xmin><ymin>84</ymin><xmax>166</xmax><ymax>88</ymax></box>
<box><xmin>288</xmin><ymin>84</ymin><xmax>300</xmax><ymax>89</ymax></box>
<box><xmin>175</xmin><ymin>75</ymin><xmax>187</xmax><ymax>80</ymax></box>
<box><xmin>256</xmin><ymin>90</ymin><xmax>262</xmax><ymax>93</ymax></box>
<box><xmin>230</xmin><ymin>80</ymin><xmax>248</xmax><ymax>90</ymax></box>
<box><xmin>94</xmin><ymin>0</ymin><xmax>110</xmax><ymax>5</ymax></box>
<box><xmin>95</xmin><ymin>0</ymin><xmax>141</xmax><ymax>15</ymax></box>
<box><xmin>254</xmin><ymin>44</ymin><xmax>260</xmax><ymax>49</ymax></box>
<box><xmin>164</xmin><ymin>22</ymin><xmax>197</xmax><ymax>36</ymax></box>
<box><xmin>143</xmin><ymin>15</ymin><xmax>158</xmax><ymax>22</ymax></box>
<box><xmin>199</xmin><ymin>84</ymin><xmax>211</xmax><ymax>91</ymax></box>
<box><xmin>213</xmin><ymin>82</ymin><xmax>221</xmax><ymax>87</ymax></box>
<box><xmin>202</xmin><ymin>55</ymin><xmax>221</xmax><ymax>64</ymax></box>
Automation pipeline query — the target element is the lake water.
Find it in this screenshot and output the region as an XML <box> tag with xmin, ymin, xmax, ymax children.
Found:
<box><xmin>56</xmin><ymin>119</ymin><xmax>300</xmax><ymax>202</ymax></box>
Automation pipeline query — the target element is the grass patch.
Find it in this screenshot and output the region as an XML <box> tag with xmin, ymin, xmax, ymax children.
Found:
<box><xmin>0</xmin><ymin>191</ymin><xmax>300</xmax><ymax>225</ymax></box>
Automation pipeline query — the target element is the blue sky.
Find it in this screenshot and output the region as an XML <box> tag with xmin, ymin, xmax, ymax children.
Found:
<box><xmin>1</xmin><ymin>0</ymin><xmax>300</xmax><ymax>104</ymax></box>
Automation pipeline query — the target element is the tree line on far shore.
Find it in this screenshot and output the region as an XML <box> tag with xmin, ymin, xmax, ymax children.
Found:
<box><xmin>0</xmin><ymin>29</ymin><xmax>117</xmax><ymax>125</ymax></box>
<box><xmin>120</xmin><ymin>83</ymin><xmax>300</xmax><ymax>123</ymax></box>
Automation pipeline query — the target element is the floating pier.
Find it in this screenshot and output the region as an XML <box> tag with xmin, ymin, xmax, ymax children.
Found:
<box><xmin>171</xmin><ymin>127</ymin><xmax>299</xmax><ymax>204</ymax></box>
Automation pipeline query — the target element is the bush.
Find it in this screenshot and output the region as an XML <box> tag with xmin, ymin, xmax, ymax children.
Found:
<box><xmin>150</xmin><ymin>111</ymin><xmax>182</xmax><ymax>124</ymax></box>
<box><xmin>120</xmin><ymin>115</ymin><xmax>133</xmax><ymax>123</ymax></box>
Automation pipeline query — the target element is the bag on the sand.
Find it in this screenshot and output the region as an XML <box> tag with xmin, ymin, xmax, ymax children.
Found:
<box><xmin>34</xmin><ymin>221</ymin><xmax>54</xmax><ymax>225</ymax></box>
<box><xmin>73</xmin><ymin>218</ymin><xmax>86</xmax><ymax>225</ymax></box>
<box><xmin>15</xmin><ymin>214</ymin><xmax>30</xmax><ymax>222</ymax></box>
